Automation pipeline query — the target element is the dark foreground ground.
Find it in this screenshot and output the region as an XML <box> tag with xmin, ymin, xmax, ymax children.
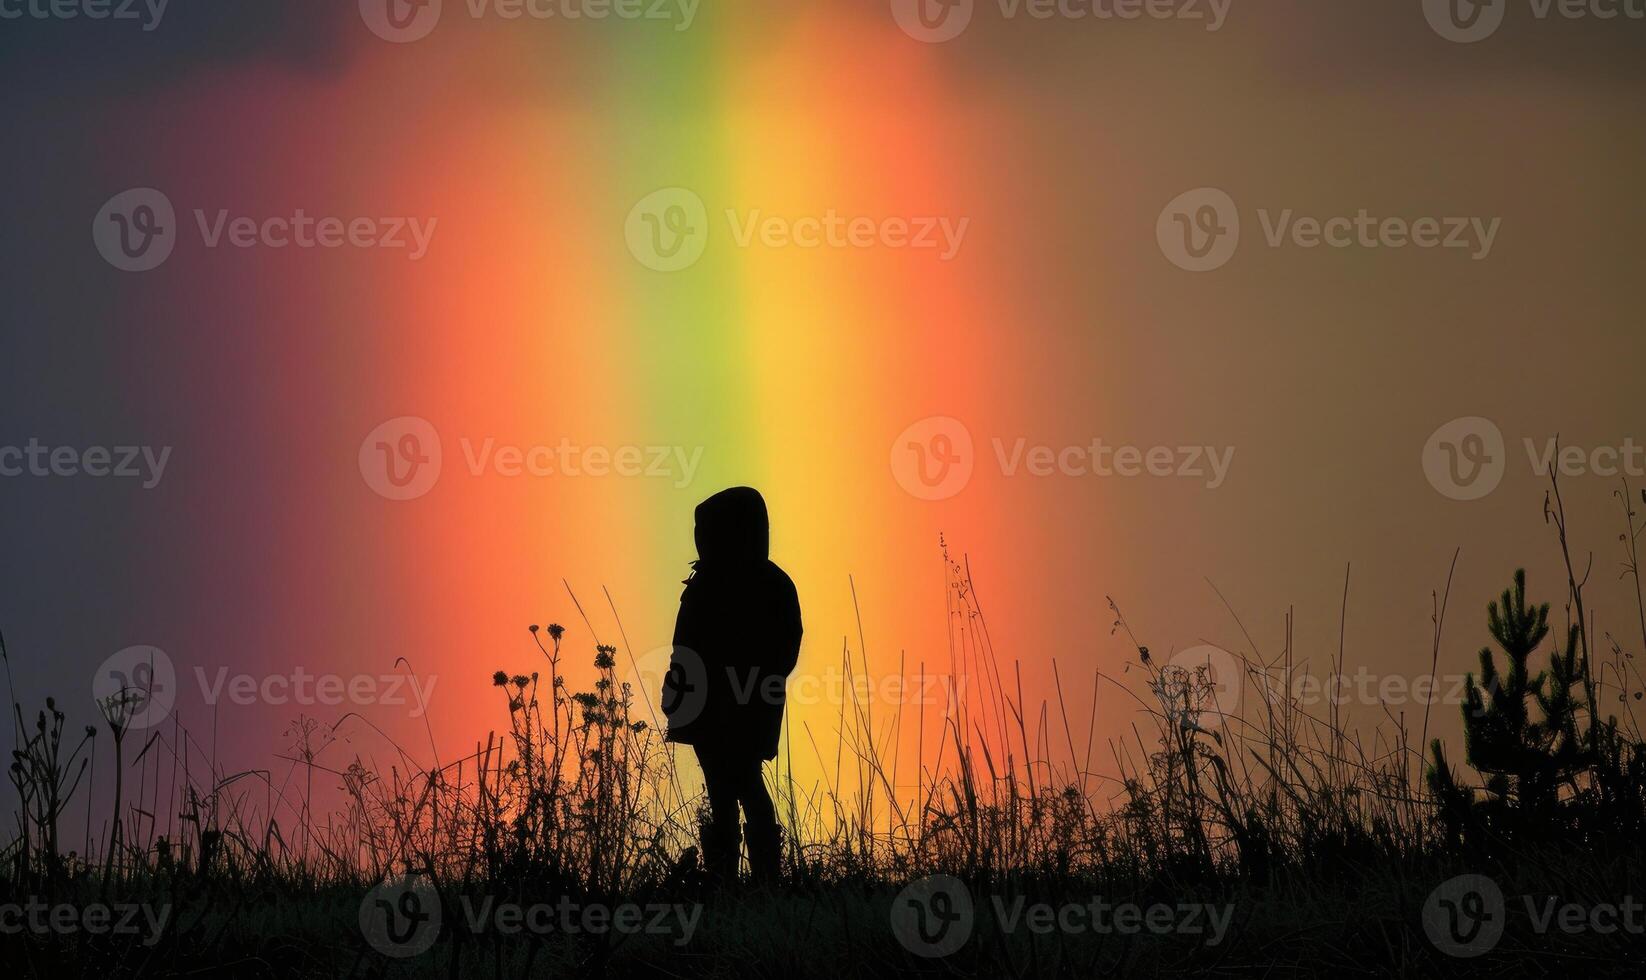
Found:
<box><xmin>3</xmin><ymin>847</ymin><xmax>1644</xmax><ymax>978</ymax></box>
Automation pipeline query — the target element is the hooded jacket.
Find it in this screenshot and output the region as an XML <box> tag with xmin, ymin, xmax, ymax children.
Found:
<box><xmin>663</xmin><ymin>487</ymin><xmax>802</xmax><ymax>760</ymax></box>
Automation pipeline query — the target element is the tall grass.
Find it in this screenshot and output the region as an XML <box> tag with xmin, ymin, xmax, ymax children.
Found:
<box><xmin>4</xmin><ymin>475</ymin><xmax>1646</xmax><ymax>975</ymax></box>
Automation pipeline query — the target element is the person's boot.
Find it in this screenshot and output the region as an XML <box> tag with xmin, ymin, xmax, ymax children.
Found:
<box><xmin>701</xmin><ymin>819</ymin><xmax>742</xmax><ymax>888</ymax></box>
<box><xmin>744</xmin><ymin>820</ymin><xmax>783</xmax><ymax>886</ymax></box>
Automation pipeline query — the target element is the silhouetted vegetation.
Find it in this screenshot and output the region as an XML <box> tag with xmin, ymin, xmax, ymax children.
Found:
<box><xmin>4</xmin><ymin>480</ymin><xmax>1646</xmax><ymax>977</ymax></box>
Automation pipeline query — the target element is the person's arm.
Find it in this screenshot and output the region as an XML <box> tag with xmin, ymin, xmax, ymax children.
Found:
<box><xmin>773</xmin><ymin>573</ymin><xmax>802</xmax><ymax>677</ymax></box>
<box><xmin>664</xmin><ymin>582</ymin><xmax>704</xmax><ymax>725</ymax></box>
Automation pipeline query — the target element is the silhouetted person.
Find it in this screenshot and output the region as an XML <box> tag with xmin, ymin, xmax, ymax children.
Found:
<box><xmin>662</xmin><ymin>487</ymin><xmax>802</xmax><ymax>886</ymax></box>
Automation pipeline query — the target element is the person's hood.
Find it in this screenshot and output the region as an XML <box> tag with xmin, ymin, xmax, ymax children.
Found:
<box><xmin>693</xmin><ymin>487</ymin><xmax>769</xmax><ymax>565</ymax></box>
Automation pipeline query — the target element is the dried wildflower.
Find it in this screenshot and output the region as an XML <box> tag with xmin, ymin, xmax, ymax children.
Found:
<box><xmin>492</xmin><ymin>671</ymin><xmax>509</xmax><ymax>687</ymax></box>
<box><xmin>547</xmin><ymin>624</ymin><xmax>565</xmax><ymax>640</ymax></box>
<box><xmin>594</xmin><ymin>646</ymin><xmax>616</xmax><ymax>670</ymax></box>
<box><xmin>529</xmin><ymin>624</ymin><xmax>539</xmax><ymax>633</ymax></box>
<box><xmin>512</xmin><ymin>675</ymin><xmax>530</xmax><ymax>689</ymax></box>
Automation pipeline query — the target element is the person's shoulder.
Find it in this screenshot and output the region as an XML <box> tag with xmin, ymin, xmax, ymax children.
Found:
<box><xmin>762</xmin><ymin>560</ymin><xmax>798</xmax><ymax>596</ymax></box>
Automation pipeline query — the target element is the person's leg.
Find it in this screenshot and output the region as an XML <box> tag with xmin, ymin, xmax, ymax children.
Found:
<box><xmin>695</xmin><ymin>746</ymin><xmax>742</xmax><ymax>827</ymax></box>
<box><xmin>737</xmin><ymin>757</ymin><xmax>783</xmax><ymax>884</ymax></box>
<box><xmin>694</xmin><ymin>746</ymin><xmax>743</xmax><ymax>884</ymax></box>
<box><xmin>736</xmin><ymin>758</ymin><xmax>775</xmax><ymax>827</ymax></box>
